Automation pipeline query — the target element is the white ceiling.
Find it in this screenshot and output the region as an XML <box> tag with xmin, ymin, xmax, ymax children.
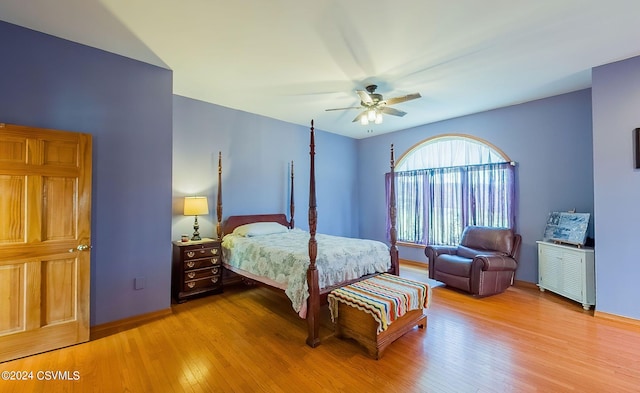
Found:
<box><xmin>1</xmin><ymin>0</ymin><xmax>640</xmax><ymax>138</ymax></box>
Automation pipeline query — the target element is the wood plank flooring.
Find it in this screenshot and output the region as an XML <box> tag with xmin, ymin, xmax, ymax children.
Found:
<box><xmin>2</xmin><ymin>263</ymin><xmax>640</xmax><ymax>392</ymax></box>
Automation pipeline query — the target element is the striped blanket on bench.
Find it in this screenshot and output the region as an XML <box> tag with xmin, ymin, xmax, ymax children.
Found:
<box><xmin>328</xmin><ymin>273</ymin><xmax>431</xmax><ymax>334</ymax></box>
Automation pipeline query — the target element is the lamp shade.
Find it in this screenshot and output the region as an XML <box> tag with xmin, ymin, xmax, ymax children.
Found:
<box><xmin>183</xmin><ymin>196</ymin><xmax>209</xmax><ymax>216</ymax></box>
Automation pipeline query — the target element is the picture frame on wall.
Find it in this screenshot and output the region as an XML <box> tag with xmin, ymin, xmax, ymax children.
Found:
<box><xmin>635</xmin><ymin>128</ymin><xmax>640</xmax><ymax>169</ymax></box>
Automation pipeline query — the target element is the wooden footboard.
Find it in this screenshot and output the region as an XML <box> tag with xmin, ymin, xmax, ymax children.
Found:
<box><xmin>307</xmin><ymin>121</ymin><xmax>320</xmax><ymax>347</ymax></box>
<box><xmin>305</xmin><ymin>121</ymin><xmax>398</xmax><ymax>347</ymax></box>
<box><xmin>389</xmin><ymin>144</ymin><xmax>399</xmax><ymax>276</ymax></box>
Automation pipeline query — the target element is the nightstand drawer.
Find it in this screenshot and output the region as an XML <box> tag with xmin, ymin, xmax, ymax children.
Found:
<box><xmin>184</xmin><ymin>256</ymin><xmax>221</xmax><ymax>270</ymax></box>
<box><xmin>184</xmin><ymin>266</ymin><xmax>221</xmax><ymax>281</ymax></box>
<box><xmin>183</xmin><ymin>247</ymin><xmax>220</xmax><ymax>260</ymax></box>
<box><xmin>184</xmin><ymin>276</ymin><xmax>221</xmax><ymax>291</ymax></box>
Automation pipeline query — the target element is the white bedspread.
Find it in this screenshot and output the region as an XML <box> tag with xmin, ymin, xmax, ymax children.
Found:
<box><xmin>221</xmin><ymin>228</ymin><xmax>391</xmax><ymax>317</ymax></box>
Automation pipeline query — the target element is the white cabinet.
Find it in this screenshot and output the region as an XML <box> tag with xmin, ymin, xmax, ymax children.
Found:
<box><xmin>537</xmin><ymin>241</ymin><xmax>595</xmax><ymax>310</ymax></box>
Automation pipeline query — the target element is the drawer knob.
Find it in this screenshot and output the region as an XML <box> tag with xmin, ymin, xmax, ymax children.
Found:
<box><xmin>187</xmin><ymin>282</ymin><xmax>196</xmax><ymax>289</ymax></box>
<box><xmin>212</xmin><ymin>267</ymin><xmax>219</xmax><ymax>274</ymax></box>
<box><xmin>211</xmin><ymin>277</ymin><xmax>219</xmax><ymax>283</ymax></box>
<box><xmin>210</xmin><ymin>258</ymin><xmax>218</xmax><ymax>264</ymax></box>
<box><xmin>211</xmin><ymin>249</ymin><xmax>219</xmax><ymax>255</ymax></box>
<box><xmin>186</xmin><ymin>261</ymin><xmax>195</xmax><ymax>268</ymax></box>
<box><xmin>187</xmin><ymin>251</ymin><xmax>195</xmax><ymax>258</ymax></box>
<box><xmin>187</xmin><ymin>272</ymin><xmax>196</xmax><ymax>279</ymax></box>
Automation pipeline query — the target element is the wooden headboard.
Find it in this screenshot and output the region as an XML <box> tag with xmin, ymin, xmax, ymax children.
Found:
<box><xmin>222</xmin><ymin>214</ymin><xmax>291</xmax><ymax>237</ymax></box>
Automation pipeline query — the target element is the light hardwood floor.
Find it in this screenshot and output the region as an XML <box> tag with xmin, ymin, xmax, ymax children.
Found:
<box><xmin>2</xmin><ymin>264</ymin><xmax>640</xmax><ymax>392</ymax></box>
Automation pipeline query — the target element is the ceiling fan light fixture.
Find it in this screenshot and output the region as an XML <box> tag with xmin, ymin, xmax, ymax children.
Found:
<box><xmin>367</xmin><ymin>108</ymin><xmax>376</xmax><ymax>122</ymax></box>
<box><xmin>326</xmin><ymin>84</ymin><xmax>421</xmax><ymax>126</ymax></box>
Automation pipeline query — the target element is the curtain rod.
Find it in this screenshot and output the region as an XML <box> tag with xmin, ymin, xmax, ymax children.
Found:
<box><xmin>390</xmin><ymin>161</ymin><xmax>517</xmax><ymax>175</ymax></box>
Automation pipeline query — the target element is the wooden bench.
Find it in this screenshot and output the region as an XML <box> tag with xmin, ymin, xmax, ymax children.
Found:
<box><xmin>328</xmin><ymin>274</ymin><xmax>430</xmax><ymax>359</ymax></box>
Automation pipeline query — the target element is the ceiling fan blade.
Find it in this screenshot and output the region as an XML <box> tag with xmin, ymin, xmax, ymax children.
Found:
<box><xmin>381</xmin><ymin>107</ymin><xmax>407</xmax><ymax>117</ymax></box>
<box><xmin>352</xmin><ymin>111</ymin><xmax>367</xmax><ymax>122</ymax></box>
<box><xmin>384</xmin><ymin>93</ymin><xmax>422</xmax><ymax>106</ymax></box>
<box><xmin>325</xmin><ymin>106</ymin><xmax>363</xmax><ymax>111</ymax></box>
<box><xmin>356</xmin><ymin>90</ymin><xmax>373</xmax><ymax>105</ymax></box>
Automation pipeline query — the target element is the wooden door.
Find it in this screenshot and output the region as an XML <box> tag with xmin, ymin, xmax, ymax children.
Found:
<box><xmin>0</xmin><ymin>123</ymin><xmax>92</xmax><ymax>362</ymax></box>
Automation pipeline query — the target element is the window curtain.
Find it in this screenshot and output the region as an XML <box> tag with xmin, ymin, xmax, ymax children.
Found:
<box><xmin>386</xmin><ymin>170</ymin><xmax>427</xmax><ymax>243</ymax></box>
<box><xmin>386</xmin><ymin>162</ymin><xmax>515</xmax><ymax>245</ymax></box>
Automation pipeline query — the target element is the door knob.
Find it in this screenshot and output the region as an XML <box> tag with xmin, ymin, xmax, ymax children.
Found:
<box><xmin>70</xmin><ymin>244</ymin><xmax>91</xmax><ymax>252</ymax></box>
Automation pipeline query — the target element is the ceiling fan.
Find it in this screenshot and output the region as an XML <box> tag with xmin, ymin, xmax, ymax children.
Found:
<box><xmin>325</xmin><ymin>85</ymin><xmax>421</xmax><ymax>125</ymax></box>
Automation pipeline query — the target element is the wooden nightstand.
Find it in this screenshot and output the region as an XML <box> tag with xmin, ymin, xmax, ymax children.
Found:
<box><xmin>172</xmin><ymin>238</ymin><xmax>223</xmax><ymax>303</ymax></box>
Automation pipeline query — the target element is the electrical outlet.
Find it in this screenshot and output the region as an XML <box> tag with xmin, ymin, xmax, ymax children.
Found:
<box><xmin>134</xmin><ymin>277</ymin><xmax>145</xmax><ymax>290</ymax></box>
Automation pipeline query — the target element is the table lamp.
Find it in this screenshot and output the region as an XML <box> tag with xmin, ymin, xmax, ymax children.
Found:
<box><xmin>184</xmin><ymin>196</ymin><xmax>209</xmax><ymax>241</ymax></box>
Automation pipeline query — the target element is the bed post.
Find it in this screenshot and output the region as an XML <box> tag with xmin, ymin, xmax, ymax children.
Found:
<box><xmin>306</xmin><ymin>120</ymin><xmax>321</xmax><ymax>348</ymax></box>
<box><xmin>389</xmin><ymin>144</ymin><xmax>399</xmax><ymax>275</ymax></box>
<box><xmin>290</xmin><ymin>160</ymin><xmax>295</xmax><ymax>229</ymax></box>
<box><xmin>217</xmin><ymin>151</ymin><xmax>223</xmax><ymax>240</ymax></box>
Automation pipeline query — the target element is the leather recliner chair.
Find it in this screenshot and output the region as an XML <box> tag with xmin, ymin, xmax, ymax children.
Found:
<box><xmin>425</xmin><ymin>226</ymin><xmax>522</xmax><ymax>297</ymax></box>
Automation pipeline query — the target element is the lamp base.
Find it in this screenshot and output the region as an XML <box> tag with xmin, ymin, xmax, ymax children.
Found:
<box><xmin>191</xmin><ymin>216</ymin><xmax>202</xmax><ymax>241</ymax></box>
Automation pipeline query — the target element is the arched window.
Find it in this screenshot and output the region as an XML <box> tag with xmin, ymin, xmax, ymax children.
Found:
<box><xmin>388</xmin><ymin>134</ymin><xmax>516</xmax><ymax>246</ymax></box>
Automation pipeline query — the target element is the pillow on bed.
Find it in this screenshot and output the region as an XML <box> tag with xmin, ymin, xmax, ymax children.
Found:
<box><xmin>232</xmin><ymin>222</ymin><xmax>289</xmax><ymax>237</ymax></box>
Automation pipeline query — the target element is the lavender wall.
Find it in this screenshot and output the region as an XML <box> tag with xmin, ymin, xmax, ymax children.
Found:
<box><xmin>172</xmin><ymin>96</ymin><xmax>359</xmax><ymax>241</ymax></box>
<box><xmin>0</xmin><ymin>21</ymin><xmax>173</xmax><ymax>325</ymax></box>
<box><xmin>357</xmin><ymin>89</ymin><xmax>594</xmax><ymax>284</ymax></box>
<box><xmin>592</xmin><ymin>55</ymin><xmax>640</xmax><ymax>320</ymax></box>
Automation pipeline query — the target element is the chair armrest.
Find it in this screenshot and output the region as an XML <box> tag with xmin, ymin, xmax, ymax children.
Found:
<box><xmin>473</xmin><ymin>255</ymin><xmax>518</xmax><ymax>271</ymax></box>
<box><xmin>424</xmin><ymin>245</ymin><xmax>458</xmax><ymax>259</ymax></box>
<box><xmin>425</xmin><ymin>245</ymin><xmax>458</xmax><ymax>279</ymax></box>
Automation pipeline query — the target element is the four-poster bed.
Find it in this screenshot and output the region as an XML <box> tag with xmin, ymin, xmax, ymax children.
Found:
<box><xmin>216</xmin><ymin>120</ymin><xmax>398</xmax><ymax>347</ymax></box>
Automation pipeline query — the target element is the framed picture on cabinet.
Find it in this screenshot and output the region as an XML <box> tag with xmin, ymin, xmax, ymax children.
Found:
<box><xmin>542</xmin><ymin>212</ymin><xmax>590</xmax><ymax>246</ymax></box>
